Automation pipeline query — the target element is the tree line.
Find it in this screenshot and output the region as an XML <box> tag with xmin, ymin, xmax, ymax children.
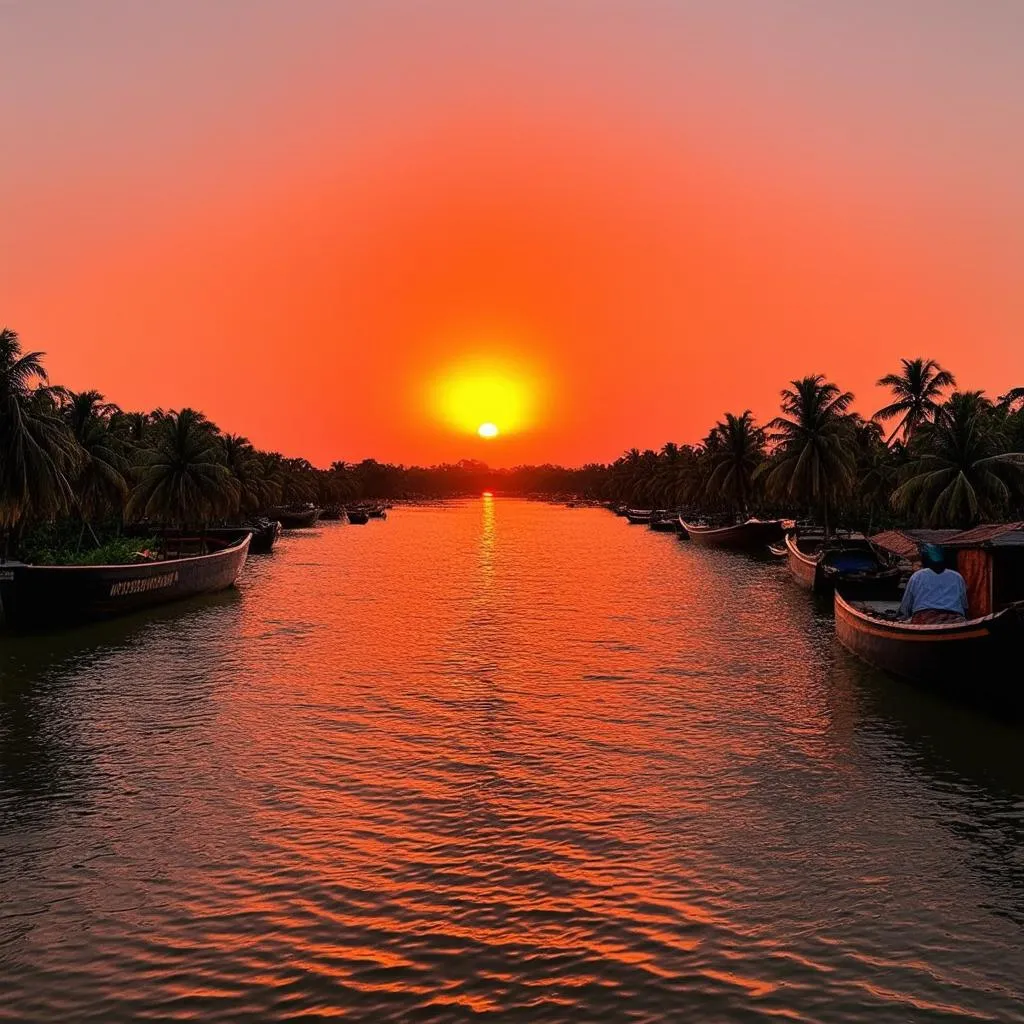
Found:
<box><xmin>604</xmin><ymin>362</ymin><xmax>1024</xmax><ymax>531</ymax></box>
<box><xmin>3</xmin><ymin>326</ymin><xmax>1024</xmax><ymax>558</ymax></box>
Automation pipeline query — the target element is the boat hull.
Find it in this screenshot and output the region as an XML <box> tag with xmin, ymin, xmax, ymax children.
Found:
<box><xmin>785</xmin><ymin>533</ymin><xmax>820</xmax><ymax>589</ymax></box>
<box><xmin>834</xmin><ymin>592</ymin><xmax>1022</xmax><ymax>709</ymax></box>
<box><xmin>346</xmin><ymin>510</ymin><xmax>370</xmax><ymax>525</ymax></box>
<box><xmin>649</xmin><ymin>518</ymin><xmax>680</xmax><ymax>532</ymax></box>
<box><xmin>272</xmin><ymin>508</ymin><xmax>321</xmax><ymax>529</ymax></box>
<box><xmin>0</xmin><ymin>534</ymin><xmax>251</xmax><ymax>630</ymax></box>
<box><xmin>681</xmin><ymin>519</ymin><xmax>786</xmax><ymax>550</ymax></box>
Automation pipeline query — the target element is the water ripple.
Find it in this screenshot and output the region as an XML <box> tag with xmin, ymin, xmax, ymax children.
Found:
<box><xmin>2</xmin><ymin>501</ymin><xmax>1023</xmax><ymax>1022</ymax></box>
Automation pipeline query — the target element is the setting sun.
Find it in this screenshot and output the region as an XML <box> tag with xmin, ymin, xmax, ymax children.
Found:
<box><xmin>428</xmin><ymin>354</ymin><xmax>542</xmax><ymax>442</ymax></box>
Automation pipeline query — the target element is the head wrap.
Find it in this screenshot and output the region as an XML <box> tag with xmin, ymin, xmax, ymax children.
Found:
<box><xmin>919</xmin><ymin>543</ymin><xmax>945</xmax><ymax>567</ymax></box>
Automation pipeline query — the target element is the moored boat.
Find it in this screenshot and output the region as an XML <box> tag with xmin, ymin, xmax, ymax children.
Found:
<box><xmin>834</xmin><ymin>592</ymin><xmax>1022</xmax><ymax>711</ymax></box>
<box><xmin>268</xmin><ymin>505</ymin><xmax>321</xmax><ymax>529</ymax></box>
<box><xmin>0</xmin><ymin>532</ymin><xmax>251</xmax><ymax>630</ymax></box>
<box><xmin>366</xmin><ymin>506</ymin><xmax>387</xmax><ymax>520</ymax></box>
<box><xmin>679</xmin><ymin>517</ymin><xmax>787</xmax><ymax>550</ymax></box>
<box><xmin>319</xmin><ymin>506</ymin><xmax>343</xmax><ymax>521</ymax></box>
<box><xmin>785</xmin><ymin>532</ymin><xmax>901</xmax><ymax>596</ymax></box>
<box><xmin>625</xmin><ymin>509</ymin><xmax>653</xmax><ymax>524</ymax></box>
<box><xmin>346</xmin><ymin>509</ymin><xmax>370</xmax><ymax>525</ymax></box>
<box><xmin>649</xmin><ymin>513</ymin><xmax>680</xmax><ymax>532</ymax></box>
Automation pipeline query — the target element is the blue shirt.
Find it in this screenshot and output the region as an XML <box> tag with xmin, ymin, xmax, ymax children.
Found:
<box><xmin>899</xmin><ymin>568</ymin><xmax>969</xmax><ymax>619</ymax></box>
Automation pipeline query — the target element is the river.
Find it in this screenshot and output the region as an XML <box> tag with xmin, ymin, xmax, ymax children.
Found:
<box><xmin>2</xmin><ymin>499</ymin><xmax>1022</xmax><ymax>1022</ymax></box>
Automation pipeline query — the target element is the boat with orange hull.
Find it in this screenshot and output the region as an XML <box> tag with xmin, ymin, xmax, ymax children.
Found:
<box><xmin>834</xmin><ymin>592</ymin><xmax>1022</xmax><ymax>711</ymax></box>
<box><xmin>0</xmin><ymin>532</ymin><xmax>251</xmax><ymax>630</ymax></box>
<box><xmin>679</xmin><ymin>517</ymin><xmax>787</xmax><ymax>550</ymax></box>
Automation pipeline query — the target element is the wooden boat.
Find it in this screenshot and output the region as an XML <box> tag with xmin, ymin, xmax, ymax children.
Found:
<box><xmin>767</xmin><ymin>542</ymin><xmax>788</xmax><ymax>558</ymax></box>
<box><xmin>625</xmin><ymin>509</ymin><xmax>653</xmax><ymax>524</ymax></box>
<box><xmin>679</xmin><ymin>517</ymin><xmax>786</xmax><ymax>550</ymax></box>
<box><xmin>834</xmin><ymin>592</ymin><xmax>1023</xmax><ymax>710</ymax></box>
<box><xmin>346</xmin><ymin>509</ymin><xmax>370</xmax><ymax>525</ymax></box>
<box><xmin>366</xmin><ymin>506</ymin><xmax>387</xmax><ymax>520</ymax></box>
<box><xmin>319</xmin><ymin>506</ymin><xmax>343</xmax><ymax>521</ymax></box>
<box><xmin>649</xmin><ymin>514</ymin><xmax>680</xmax><ymax>532</ymax></box>
<box><xmin>268</xmin><ymin>505</ymin><xmax>321</xmax><ymax>529</ymax></box>
<box><xmin>0</xmin><ymin>532</ymin><xmax>251</xmax><ymax>630</ymax></box>
<box><xmin>203</xmin><ymin>520</ymin><xmax>279</xmax><ymax>555</ymax></box>
<box><xmin>785</xmin><ymin>532</ymin><xmax>902</xmax><ymax>596</ymax></box>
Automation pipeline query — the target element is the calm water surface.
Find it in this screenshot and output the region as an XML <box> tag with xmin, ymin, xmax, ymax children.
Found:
<box><xmin>2</xmin><ymin>500</ymin><xmax>1023</xmax><ymax>1022</ymax></box>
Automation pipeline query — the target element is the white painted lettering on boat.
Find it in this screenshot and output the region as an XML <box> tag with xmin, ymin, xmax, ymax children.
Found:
<box><xmin>110</xmin><ymin>571</ymin><xmax>179</xmax><ymax>598</ymax></box>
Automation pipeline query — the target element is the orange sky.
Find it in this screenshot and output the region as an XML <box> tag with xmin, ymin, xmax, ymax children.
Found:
<box><xmin>2</xmin><ymin>2</ymin><xmax>1023</xmax><ymax>467</ymax></box>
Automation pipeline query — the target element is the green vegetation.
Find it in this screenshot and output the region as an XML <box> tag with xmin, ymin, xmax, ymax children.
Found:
<box><xmin>2</xmin><ymin>322</ymin><xmax>1023</xmax><ymax>561</ymax></box>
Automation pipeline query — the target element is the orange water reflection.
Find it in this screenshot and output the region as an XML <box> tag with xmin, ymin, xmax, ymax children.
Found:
<box><xmin>1</xmin><ymin>501</ymin><xmax>1022</xmax><ymax>1021</ymax></box>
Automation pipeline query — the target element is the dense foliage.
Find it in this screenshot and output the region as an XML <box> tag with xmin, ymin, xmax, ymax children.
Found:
<box><xmin>2</xmin><ymin>325</ymin><xmax>1023</xmax><ymax>561</ymax></box>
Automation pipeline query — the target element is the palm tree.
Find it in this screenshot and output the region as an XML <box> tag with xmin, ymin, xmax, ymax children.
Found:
<box><xmin>704</xmin><ymin>411</ymin><xmax>765</xmax><ymax>516</ymax></box>
<box><xmin>219</xmin><ymin>433</ymin><xmax>269</xmax><ymax>515</ymax></box>
<box><xmin>61</xmin><ymin>390</ymin><xmax>128</xmax><ymax>520</ymax></box>
<box><xmin>997</xmin><ymin>387</ymin><xmax>1024</xmax><ymax>413</ymax></box>
<box><xmin>874</xmin><ymin>357</ymin><xmax>956</xmax><ymax>443</ymax></box>
<box><xmin>892</xmin><ymin>391</ymin><xmax>1024</xmax><ymax>527</ymax></box>
<box><xmin>0</xmin><ymin>328</ymin><xmax>80</xmax><ymax>533</ymax></box>
<box><xmin>127</xmin><ymin>409</ymin><xmax>238</xmax><ymax>526</ymax></box>
<box><xmin>759</xmin><ymin>375</ymin><xmax>857</xmax><ymax>535</ymax></box>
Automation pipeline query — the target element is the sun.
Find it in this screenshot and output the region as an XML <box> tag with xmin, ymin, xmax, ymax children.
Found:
<box><xmin>427</xmin><ymin>351</ymin><xmax>543</xmax><ymax>439</ymax></box>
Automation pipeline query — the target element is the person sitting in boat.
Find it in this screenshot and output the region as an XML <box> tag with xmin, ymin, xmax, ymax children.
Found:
<box><xmin>898</xmin><ymin>544</ymin><xmax>968</xmax><ymax>624</ymax></box>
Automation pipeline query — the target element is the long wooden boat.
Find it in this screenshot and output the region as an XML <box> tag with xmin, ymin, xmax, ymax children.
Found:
<box><xmin>679</xmin><ymin>517</ymin><xmax>786</xmax><ymax>550</ymax></box>
<box><xmin>268</xmin><ymin>506</ymin><xmax>321</xmax><ymax>529</ymax></box>
<box><xmin>0</xmin><ymin>532</ymin><xmax>251</xmax><ymax>630</ymax></box>
<box><xmin>785</xmin><ymin>532</ymin><xmax>901</xmax><ymax>595</ymax></box>
<box><xmin>834</xmin><ymin>592</ymin><xmax>1023</xmax><ymax>709</ymax></box>
<box><xmin>625</xmin><ymin>509</ymin><xmax>653</xmax><ymax>524</ymax></box>
<box><xmin>199</xmin><ymin>521</ymin><xmax>280</xmax><ymax>555</ymax></box>
<box><xmin>346</xmin><ymin>509</ymin><xmax>370</xmax><ymax>525</ymax></box>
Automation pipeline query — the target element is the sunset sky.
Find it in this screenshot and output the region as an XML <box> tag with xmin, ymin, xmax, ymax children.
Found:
<box><xmin>3</xmin><ymin>2</ymin><xmax>1023</xmax><ymax>467</ymax></box>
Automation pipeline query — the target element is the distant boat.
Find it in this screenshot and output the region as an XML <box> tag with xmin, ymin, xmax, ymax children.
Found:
<box><xmin>319</xmin><ymin>506</ymin><xmax>343</xmax><ymax>521</ymax></box>
<box><xmin>366</xmin><ymin>506</ymin><xmax>387</xmax><ymax>519</ymax></box>
<box><xmin>625</xmin><ymin>509</ymin><xmax>653</xmax><ymax>524</ymax></box>
<box><xmin>679</xmin><ymin>517</ymin><xmax>786</xmax><ymax>550</ymax></box>
<box><xmin>0</xmin><ymin>532</ymin><xmax>251</xmax><ymax>630</ymax></box>
<box><xmin>785</xmin><ymin>531</ymin><xmax>901</xmax><ymax>596</ymax></box>
<box><xmin>834</xmin><ymin>592</ymin><xmax>1022</xmax><ymax>711</ymax></box>
<box><xmin>346</xmin><ymin>509</ymin><xmax>370</xmax><ymax>525</ymax></box>
<box><xmin>268</xmin><ymin>505</ymin><xmax>321</xmax><ymax>529</ymax></box>
<box><xmin>649</xmin><ymin>513</ymin><xmax>680</xmax><ymax>532</ymax></box>
<box><xmin>204</xmin><ymin>519</ymin><xmax>280</xmax><ymax>555</ymax></box>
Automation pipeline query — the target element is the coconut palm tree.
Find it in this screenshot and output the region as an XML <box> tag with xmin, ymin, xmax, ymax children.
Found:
<box><xmin>127</xmin><ymin>409</ymin><xmax>238</xmax><ymax>526</ymax></box>
<box><xmin>874</xmin><ymin>357</ymin><xmax>956</xmax><ymax>443</ymax></box>
<box><xmin>997</xmin><ymin>387</ymin><xmax>1024</xmax><ymax>413</ymax></box>
<box><xmin>759</xmin><ymin>375</ymin><xmax>857</xmax><ymax>535</ymax></box>
<box><xmin>892</xmin><ymin>391</ymin><xmax>1024</xmax><ymax>527</ymax></box>
<box><xmin>0</xmin><ymin>328</ymin><xmax>80</xmax><ymax>533</ymax></box>
<box><xmin>703</xmin><ymin>411</ymin><xmax>765</xmax><ymax>516</ymax></box>
<box><xmin>60</xmin><ymin>390</ymin><xmax>128</xmax><ymax>520</ymax></box>
<box><xmin>219</xmin><ymin>433</ymin><xmax>268</xmax><ymax>515</ymax></box>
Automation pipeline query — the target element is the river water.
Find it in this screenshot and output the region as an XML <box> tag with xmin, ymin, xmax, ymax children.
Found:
<box><xmin>1</xmin><ymin>499</ymin><xmax>1022</xmax><ymax>1023</ymax></box>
